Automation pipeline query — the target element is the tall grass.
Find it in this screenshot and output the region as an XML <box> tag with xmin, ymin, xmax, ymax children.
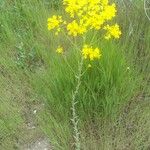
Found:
<box><xmin>0</xmin><ymin>0</ymin><xmax>149</xmax><ymax>149</ymax></box>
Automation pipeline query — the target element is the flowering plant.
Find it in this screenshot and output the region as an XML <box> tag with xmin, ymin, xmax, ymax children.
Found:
<box><xmin>47</xmin><ymin>0</ymin><xmax>121</xmax><ymax>149</ymax></box>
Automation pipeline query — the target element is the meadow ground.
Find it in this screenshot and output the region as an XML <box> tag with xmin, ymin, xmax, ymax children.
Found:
<box><xmin>0</xmin><ymin>0</ymin><xmax>150</xmax><ymax>149</ymax></box>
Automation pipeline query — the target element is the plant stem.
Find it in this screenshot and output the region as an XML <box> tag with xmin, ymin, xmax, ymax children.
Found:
<box><xmin>71</xmin><ymin>57</ymin><xmax>83</xmax><ymax>150</ymax></box>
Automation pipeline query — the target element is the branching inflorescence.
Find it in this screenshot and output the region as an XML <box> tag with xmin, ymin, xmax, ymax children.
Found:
<box><xmin>47</xmin><ymin>0</ymin><xmax>121</xmax><ymax>62</ymax></box>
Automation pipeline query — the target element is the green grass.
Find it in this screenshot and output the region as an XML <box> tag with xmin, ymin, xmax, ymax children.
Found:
<box><xmin>0</xmin><ymin>0</ymin><xmax>150</xmax><ymax>149</ymax></box>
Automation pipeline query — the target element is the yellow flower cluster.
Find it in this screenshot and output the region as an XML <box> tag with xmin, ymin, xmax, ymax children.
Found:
<box><xmin>47</xmin><ymin>0</ymin><xmax>121</xmax><ymax>38</ymax></box>
<box><xmin>67</xmin><ymin>20</ymin><xmax>86</xmax><ymax>36</ymax></box>
<box><xmin>104</xmin><ymin>24</ymin><xmax>122</xmax><ymax>40</ymax></box>
<box><xmin>47</xmin><ymin>15</ymin><xmax>63</xmax><ymax>35</ymax></box>
<box><xmin>63</xmin><ymin>0</ymin><xmax>118</xmax><ymax>36</ymax></box>
<box><xmin>82</xmin><ymin>45</ymin><xmax>102</xmax><ymax>61</ymax></box>
<box><xmin>56</xmin><ymin>46</ymin><xmax>64</xmax><ymax>54</ymax></box>
<box><xmin>47</xmin><ymin>0</ymin><xmax>121</xmax><ymax>63</ymax></box>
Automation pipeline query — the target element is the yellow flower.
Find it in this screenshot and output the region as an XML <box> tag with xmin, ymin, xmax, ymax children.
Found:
<box><xmin>56</xmin><ymin>46</ymin><xmax>64</xmax><ymax>54</ymax></box>
<box><xmin>101</xmin><ymin>0</ymin><xmax>108</xmax><ymax>5</ymax></box>
<box><xmin>67</xmin><ymin>20</ymin><xmax>86</xmax><ymax>36</ymax></box>
<box><xmin>104</xmin><ymin>24</ymin><xmax>121</xmax><ymax>40</ymax></box>
<box><xmin>47</xmin><ymin>0</ymin><xmax>121</xmax><ymax>38</ymax></box>
<box><xmin>101</xmin><ymin>3</ymin><xmax>117</xmax><ymax>21</ymax></box>
<box><xmin>63</xmin><ymin>0</ymin><xmax>119</xmax><ymax>36</ymax></box>
<box><xmin>47</xmin><ymin>0</ymin><xmax>121</xmax><ymax>60</ymax></box>
<box><xmin>82</xmin><ymin>44</ymin><xmax>102</xmax><ymax>61</ymax></box>
<box><xmin>47</xmin><ymin>15</ymin><xmax>63</xmax><ymax>31</ymax></box>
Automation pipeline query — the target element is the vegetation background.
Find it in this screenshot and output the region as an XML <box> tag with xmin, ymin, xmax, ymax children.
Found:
<box><xmin>0</xmin><ymin>0</ymin><xmax>150</xmax><ymax>149</ymax></box>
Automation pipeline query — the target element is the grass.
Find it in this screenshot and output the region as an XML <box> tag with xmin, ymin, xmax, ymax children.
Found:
<box><xmin>0</xmin><ymin>0</ymin><xmax>150</xmax><ymax>149</ymax></box>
